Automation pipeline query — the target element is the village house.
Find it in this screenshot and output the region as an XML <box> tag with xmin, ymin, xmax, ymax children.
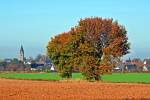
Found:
<box><xmin>143</xmin><ymin>59</ymin><xmax>150</xmax><ymax>71</ymax></box>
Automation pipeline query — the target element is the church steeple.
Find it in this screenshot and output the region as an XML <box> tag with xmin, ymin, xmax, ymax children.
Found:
<box><xmin>19</xmin><ymin>45</ymin><xmax>24</xmax><ymax>62</ymax></box>
<box><xmin>20</xmin><ymin>45</ymin><xmax>24</xmax><ymax>54</ymax></box>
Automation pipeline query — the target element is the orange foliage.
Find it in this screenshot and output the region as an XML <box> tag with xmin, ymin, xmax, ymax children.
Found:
<box><xmin>47</xmin><ymin>17</ymin><xmax>130</xmax><ymax>80</ymax></box>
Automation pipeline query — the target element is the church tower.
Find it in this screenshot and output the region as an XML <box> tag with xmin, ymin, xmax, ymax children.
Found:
<box><xmin>19</xmin><ymin>45</ymin><xmax>24</xmax><ymax>62</ymax></box>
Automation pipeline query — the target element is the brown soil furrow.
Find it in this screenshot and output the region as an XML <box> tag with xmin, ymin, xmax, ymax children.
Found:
<box><xmin>0</xmin><ymin>79</ymin><xmax>150</xmax><ymax>100</ymax></box>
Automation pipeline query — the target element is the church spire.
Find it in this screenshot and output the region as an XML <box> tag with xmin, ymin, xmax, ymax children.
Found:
<box><xmin>20</xmin><ymin>45</ymin><xmax>24</xmax><ymax>54</ymax></box>
<box><xmin>19</xmin><ymin>45</ymin><xmax>25</xmax><ymax>62</ymax></box>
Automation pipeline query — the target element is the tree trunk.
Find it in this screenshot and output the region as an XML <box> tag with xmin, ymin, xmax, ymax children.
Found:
<box><xmin>95</xmin><ymin>75</ymin><xmax>101</xmax><ymax>81</ymax></box>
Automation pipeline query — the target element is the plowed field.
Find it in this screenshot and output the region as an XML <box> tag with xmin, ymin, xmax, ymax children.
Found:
<box><xmin>0</xmin><ymin>79</ymin><xmax>150</xmax><ymax>100</ymax></box>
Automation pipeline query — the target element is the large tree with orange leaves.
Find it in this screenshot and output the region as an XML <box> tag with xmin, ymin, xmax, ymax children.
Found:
<box><xmin>47</xmin><ymin>17</ymin><xmax>130</xmax><ymax>80</ymax></box>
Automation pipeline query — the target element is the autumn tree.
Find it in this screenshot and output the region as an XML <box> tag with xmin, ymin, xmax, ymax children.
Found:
<box><xmin>47</xmin><ymin>17</ymin><xmax>130</xmax><ymax>80</ymax></box>
<box><xmin>47</xmin><ymin>33</ymin><xmax>73</xmax><ymax>78</ymax></box>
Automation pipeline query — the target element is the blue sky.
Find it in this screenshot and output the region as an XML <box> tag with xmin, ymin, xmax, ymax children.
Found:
<box><xmin>0</xmin><ymin>0</ymin><xmax>150</xmax><ymax>59</ymax></box>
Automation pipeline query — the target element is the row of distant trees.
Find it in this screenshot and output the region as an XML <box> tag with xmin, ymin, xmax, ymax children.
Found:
<box><xmin>47</xmin><ymin>17</ymin><xmax>130</xmax><ymax>81</ymax></box>
<box><xmin>0</xmin><ymin>54</ymin><xmax>51</xmax><ymax>71</ymax></box>
<box><xmin>0</xmin><ymin>59</ymin><xmax>30</xmax><ymax>71</ymax></box>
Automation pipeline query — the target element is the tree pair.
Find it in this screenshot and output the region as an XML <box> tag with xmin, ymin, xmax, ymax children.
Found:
<box><xmin>47</xmin><ymin>17</ymin><xmax>130</xmax><ymax>81</ymax></box>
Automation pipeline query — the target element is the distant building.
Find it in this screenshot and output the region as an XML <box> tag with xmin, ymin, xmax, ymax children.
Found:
<box><xmin>31</xmin><ymin>63</ymin><xmax>44</xmax><ymax>71</ymax></box>
<box><xmin>125</xmin><ymin>64</ymin><xmax>138</xmax><ymax>72</ymax></box>
<box><xmin>19</xmin><ymin>45</ymin><xmax>25</xmax><ymax>62</ymax></box>
<box><xmin>50</xmin><ymin>64</ymin><xmax>55</xmax><ymax>71</ymax></box>
<box><xmin>143</xmin><ymin>59</ymin><xmax>150</xmax><ymax>71</ymax></box>
<box><xmin>4</xmin><ymin>58</ymin><xmax>12</xmax><ymax>63</ymax></box>
<box><xmin>30</xmin><ymin>54</ymin><xmax>55</xmax><ymax>71</ymax></box>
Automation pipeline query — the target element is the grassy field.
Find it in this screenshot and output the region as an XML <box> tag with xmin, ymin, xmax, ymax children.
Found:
<box><xmin>103</xmin><ymin>73</ymin><xmax>150</xmax><ymax>83</ymax></box>
<box><xmin>0</xmin><ymin>73</ymin><xmax>150</xmax><ymax>83</ymax></box>
<box><xmin>0</xmin><ymin>73</ymin><xmax>84</xmax><ymax>81</ymax></box>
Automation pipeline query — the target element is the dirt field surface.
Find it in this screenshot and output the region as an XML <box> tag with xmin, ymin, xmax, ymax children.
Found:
<box><xmin>0</xmin><ymin>79</ymin><xmax>150</xmax><ymax>100</ymax></box>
